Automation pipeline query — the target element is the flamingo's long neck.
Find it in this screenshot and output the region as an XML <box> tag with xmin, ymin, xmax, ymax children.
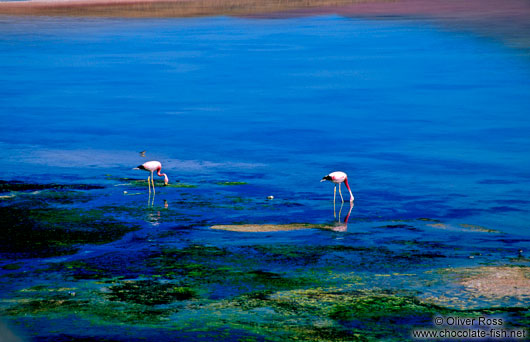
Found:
<box><xmin>344</xmin><ymin>178</ymin><xmax>354</xmax><ymax>202</ymax></box>
<box><xmin>157</xmin><ymin>167</ymin><xmax>169</xmax><ymax>185</ymax></box>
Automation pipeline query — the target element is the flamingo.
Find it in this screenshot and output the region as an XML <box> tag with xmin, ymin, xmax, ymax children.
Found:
<box><xmin>134</xmin><ymin>160</ymin><xmax>168</xmax><ymax>195</ymax></box>
<box><xmin>321</xmin><ymin>171</ymin><xmax>354</xmax><ymax>204</ymax></box>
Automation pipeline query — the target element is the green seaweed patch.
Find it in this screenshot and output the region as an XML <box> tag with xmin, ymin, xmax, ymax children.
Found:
<box><xmin>146</xmin><ymin>245</ymin><xmax>316</xmax><ymax>298</ymax></box>
<box><xmin>165</xmin><ymin>183</ymin><xmax>198</xmax><ymax>188</ymax></box>
<box><xmin>0</xmin><ymin>180</ymin><xmax>103</xmax><ymax>192</ymax></box>
<box><xmin>2</xmin><ymin>262</ymin><xmax>23</xmax><ymax>270</ymax></box>
<box><xmin>106</xmin><ymin>280</ymin><xmax>197</xmax><ymax>305</ymax></box>
<box><xmin>32</xmin><ymin>189</ymin><xmax>94</xmax><ymax>204</ymax></box>
<box><xmin>5</xmin><ymin>286</ymin><xmax>86</xmax><ymax>316</ymax></box>
<box><xmin>328</xmin><ymin>293</ymin><xmax>447</xmax><ymax>321</ymax></box>
<box><xmin>215</xmin><ymin>181</ymin><xmax>248</xmax><ymax>186</ymax></box>
<box><xmin>50</xmin><ymin>260</ymin><xmax>114</xmax><ymax>280</ymax></box>
<box><xmin>257</xmin><ymin>288</ymin><xmax>495</xmax><ymax>339</ymax></box>
<box><xmin>5</xmin><ymin>284</ymin><xmax>173</xmax><ymax>325</ymax></box>
<box><xmin>194</xmin><ymin>288</ymin><xmax>440</xmax><ymax>341</ymax></box>
<box><xmin>0</xmin><ymin>205</ymin><xmax>140</xmax><ymax>258</ymax></box>
<box><xmin>5</xmin><ymin>297</ymin><xmax>87</xmax><ymax>316</ymax></box>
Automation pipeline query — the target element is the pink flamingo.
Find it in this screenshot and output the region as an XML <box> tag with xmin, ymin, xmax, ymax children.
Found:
<box><xmin>134</xmin><ymin>160</ymin><xmax>169</xmax><ymax>195</ymax></box>
<box><xmin>321</xmin><ymin>171</ymin><xmax>354</xmax><ymax>204</ymax></box>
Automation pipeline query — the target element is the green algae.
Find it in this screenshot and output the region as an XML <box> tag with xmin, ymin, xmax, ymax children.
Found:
<box><xmin>3</xmin><ymin>247</ymin><xmax>530</xmax><ymax>342</ymax></box>
<box><xmin>200</xmin><ymin>288</ymin><xmax>530</xmax><ymax>341</ymax></box>
<box><xmin>5</xmin><ymin>283</ymin><xmax>528</xmax><ymax>342</ymax></box>
<box><xmin>328</xmin><ymin>292</ymin><xmax>446</xmax><ymax>321</ymax></box>
<box><xmin>106</xmin><ymin>280</ymin><xmax>196</xmax><ymax>305</ymax></box>
<box><xmin>0</xmin><ymin>181</ymin><xmax>140</xmax><ymax>258</ymax></box>
<box><xmin>146</xmin><ymin>245</ymin><xmax>315</xmax><ymax>297</ymax></box>
<box><xmin>0</xmin><ymin>180</ymin><xmax>104</xmax><ymax>192</ymax></box>
<box><xmin>215</xmin><ymin>181</ymin><xmax>248</xmax><ymax>186</ymax></box>
<box><xmin>2</xmin><ymin>262</ymin><xmax>23</xmax><ymax>270</ymax></box>
<box><xmin>4</xmin><ymin>284</ymin><xmax>177</xmax><ymax>325</ymax></box>
<box><xmin>165</xmin><ymin>183</ymin><xmax>198</xmax><ymax>188</ymax></box>
<box><xmin>51</xmin><ymin>260</ymin><xmax>115</xmax><ymax>280</ymax></box>
<box><xmin>0</xmin><ymin>205</ymin><xmax>140</xmax><ymax>258</ymax></box>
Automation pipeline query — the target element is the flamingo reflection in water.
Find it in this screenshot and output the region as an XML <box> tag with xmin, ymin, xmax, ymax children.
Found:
<box><xmin>331</xmin><ymin>201</ymin><xmax>354</xmax><ymax>232</ymax></box>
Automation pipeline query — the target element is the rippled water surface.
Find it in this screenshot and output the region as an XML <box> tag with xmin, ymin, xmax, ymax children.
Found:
<box><xmin>1</xmin><ymin>14</ymin><xmax>529</xmax><ymax>341</ymax></box>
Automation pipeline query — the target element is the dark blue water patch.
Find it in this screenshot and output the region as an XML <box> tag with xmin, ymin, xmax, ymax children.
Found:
<box><xmin>444</xmin><ymin>208</ymin><xmax>486</xmax><ymax>219</ymax></box>
<box><xmin>479</xmin><ymin>179</ymin><xmax>520</xmax><ymax>185</ymax></box>
<box><xmin>488</xmin><ymin>206</ymin><xmax>524</xmax><ymax>213</ymax></box>
<box><xmin>494</xmin><ymin>199</ymin><xmax>530</xmax><ymax>205</ymax></box>
<box><xmin>497</xmin><ymin>237</ymin><xmax>530</xmax><ymax>246</ymax></box>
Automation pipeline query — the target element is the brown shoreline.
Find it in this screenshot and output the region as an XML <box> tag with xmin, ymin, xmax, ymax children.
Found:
<box><xmin>0</xmin><ymin>0</ymin><xmax>386</xmax><ymax>18</ymax></box>
<box><xmin>0</xmin><ymin>0</ymin><xmax>527</xmax><ymax>21</ymax></box>
<box><xmin>1</xmin><ymin>0</ymin><xmax>529</xmax><ymax>52</ymax></box>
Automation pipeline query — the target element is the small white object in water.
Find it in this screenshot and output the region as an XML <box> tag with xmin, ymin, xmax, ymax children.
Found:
<box><xmin>123</xmin><ymin>191</ymin><xmax>128</xmax><ymax>194</ymax></box>
<box><xmin>267</xmin><ymin>195</ymin><xmax>274</xmax><ymax>200</ymax></box>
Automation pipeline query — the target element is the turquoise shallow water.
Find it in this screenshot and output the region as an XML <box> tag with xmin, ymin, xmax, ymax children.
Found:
<box><xmin>0</xmin><ymin>14</ymin><xmax>529</xmax><ymax>341</ymax></box>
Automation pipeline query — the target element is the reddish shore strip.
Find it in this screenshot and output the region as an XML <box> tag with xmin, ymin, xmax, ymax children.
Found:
<box><xmin>0</xmin><ymin>0</ymin><xmax>527</xmax><ymax>21</ymax></box>
<box><xmin>0</xmin><ymin>0</ymin><xmax>529</xmax><ymax>51</ymax></box>
<box><xmin>0</xmin><ymin>0</ymin><xmax>386</xmax><ymax>17</ymax></box>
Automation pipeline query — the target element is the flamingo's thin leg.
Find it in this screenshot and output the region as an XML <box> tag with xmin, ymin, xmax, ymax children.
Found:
<box><xmin>333</xmin><ymin>184</ymin><xmax>337</xmax><ymax>208</ymax></box>
<box><xmin>333</xmin><ymin>190</ymin><xmax>337</xmax><ymax>219</ymax></box>
<box><xmin>148</xmin><ymin>175</ymin><xmax>151</xmax><ymax>195</ymax></box>
<box><xmin>339</xmin><ymin>182</ymin><xmax>344</xmax><ymax>203</ymax></box>
<box><xmin>151</xmin><ymin>171</ymin><xmax>156</xmax><ymax>195</ymax></box>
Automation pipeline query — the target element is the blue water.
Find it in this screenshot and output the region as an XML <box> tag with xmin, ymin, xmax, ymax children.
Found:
<box><xmin>1</xmin><ymin>15</ymin><xmax>529</xmax><ymax>234</ymax></box>
<box><xmin>1</xmin><ymin>14</ymin><xmax>530</xmax><ymax>340</ymax></box>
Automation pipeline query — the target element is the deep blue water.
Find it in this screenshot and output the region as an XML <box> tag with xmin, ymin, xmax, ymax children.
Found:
<box><xmin>1</xmin><ymin>15</ymin><xmax>529</xmax><ymax>234</ymax></box>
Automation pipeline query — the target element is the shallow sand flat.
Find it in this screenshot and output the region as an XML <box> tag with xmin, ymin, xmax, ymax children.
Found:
<box><xmin>459</xmin><ymin>266</ymin><xmax>530</xmax><ymax>299</ymax></box>
<box><xmin>211</xmin><ymin>223</ymin><xmax>330</xmax><ymax>232</ymax></box>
